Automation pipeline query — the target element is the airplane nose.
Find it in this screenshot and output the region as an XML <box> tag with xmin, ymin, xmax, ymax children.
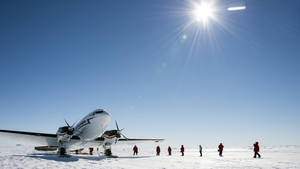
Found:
<box><xmin>102</xmin><ymin>111</ymin><xmax>110</xmax><ymax>116</ymax></box>
<box><xmin>95</xmin><ymin>111</ymin><xmax>111</xmax><ymax>120</ymax></box>
<box><xmin>101</xmin><ymin>111</ymin><xmax>111</xmax><ymax>119</ymax></box>
<box><xmin>78</xmin><ymin>110</ymin><xmax>111</xmax><ymax>141</ymax></box>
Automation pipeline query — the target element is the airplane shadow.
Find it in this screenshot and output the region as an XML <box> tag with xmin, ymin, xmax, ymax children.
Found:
<box><xmin>21</xmin><ymin>153</ymin><xmax>152</xmax><ymax>162</ymax></box>
<box><xmin>24</xmin><ymin>153</ymin><xmax>81</xmax><ymax>162</ymax></box>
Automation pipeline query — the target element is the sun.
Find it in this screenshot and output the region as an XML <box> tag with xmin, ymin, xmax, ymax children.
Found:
<box><xmin>192</xmin><ymin>2</ymin><xmax>215</xmax><ymax>24</ymax></box>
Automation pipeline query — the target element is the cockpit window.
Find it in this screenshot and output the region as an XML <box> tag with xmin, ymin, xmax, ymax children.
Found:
<box><xmin>95</xmin><ymin>110</ymin><xmax>104</xmax><ymax>114</ymax></box>
<box><xmin>91</xmin><ymin>109</ymin><xmax>105</xmax><ymax>115</ymax></box>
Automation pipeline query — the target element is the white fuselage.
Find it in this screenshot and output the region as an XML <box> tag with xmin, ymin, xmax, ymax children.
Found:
<box><xmin>74</xmin><ymin>110</ymin><xmax>111</xmax><ymax>141</ymax></box>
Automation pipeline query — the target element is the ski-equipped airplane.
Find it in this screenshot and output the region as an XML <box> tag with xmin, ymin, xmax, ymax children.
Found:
<box><xmin>0</xmin><ymin>109</ymin><xmax>164</xmax><ymax>156</ymax></box>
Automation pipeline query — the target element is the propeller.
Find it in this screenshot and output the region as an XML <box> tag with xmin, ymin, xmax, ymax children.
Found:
<box><xmin>65</xmin><ymin>119</ymin><xmax>71</xmax><ymax>127</ymax></box>
<box><xmin>64</xmin><ymin>119</ymin><xmax>74</xmax><ymax>135</ymax></box>
<box><xmin>115</xmin><ymin>121</ymin><xmax>128</xmax><ymax>140</ymax></box>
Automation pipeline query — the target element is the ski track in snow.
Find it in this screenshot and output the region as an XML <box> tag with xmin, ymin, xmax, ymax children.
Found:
<box><xmin>0</xmin><ymin>145</ymin><xmax>300</xmax><ymax>169</ymax></box>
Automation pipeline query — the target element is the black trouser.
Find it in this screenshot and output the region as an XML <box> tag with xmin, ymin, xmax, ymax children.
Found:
<box><xmin>133</xmin><ymin>152</ymin><xmax>138</xmax><ymax>155</ymax></box>
<box><xmin>254</xmin><ymin>152</ymin><xmax>261</xmax><ymax>158</ymax></box>
<box><xmin>156</xmin><ymin>152</ymin><xmax>160</xmax><ymax>156</ymax></box>
<box><xmin>181</xmin><ymin>152</ymin><xmax>184</xmax><ymax>156</ymax></box>
<box><xmin>168</xmin><ymin>152</ymin><xmax>171</xmax><ymax>156</ymax></box>
<box><xmin>200</xmin><ymin>151</ymin><xmax>202</xmax><ymax>157</ymax></box>
<box><xmin>219</xmin><ymin>150</ymin><xmax>223</xmax><ymax>157</ymax></box>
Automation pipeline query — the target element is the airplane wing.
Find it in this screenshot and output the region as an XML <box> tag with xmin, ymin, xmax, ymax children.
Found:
<box><xmin>0</xmin><ymin>129</ymin><xmax>58</xmax><ymax>146</ymax></box>
<box><xmin>0</xmin><ymin>129</ymin><xmax>164</xmax><ymax>149</ymax></box>
<box><xmin>0</xmin><ymin>129</ymin><xmax>103</xmax><ymax>151</ymax></box>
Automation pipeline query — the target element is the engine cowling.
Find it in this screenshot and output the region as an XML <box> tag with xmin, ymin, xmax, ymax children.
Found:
<box><xmin>56</xmin><ymin>126</ymin><xmax>74</xmax><ymax>143</ymax></box>
<box><xmin>101</xmin><ymin>130</ymin><xmax>120</xmax><ymax>139</ymax></box>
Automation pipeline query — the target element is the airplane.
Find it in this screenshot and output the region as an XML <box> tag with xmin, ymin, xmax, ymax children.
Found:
<box><xmin>0</xmin><ymin>109</ymin><xmax>164</xmax><ymax>156</ymax></box>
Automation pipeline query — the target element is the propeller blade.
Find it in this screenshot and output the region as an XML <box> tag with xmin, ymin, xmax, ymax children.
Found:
<box><xmin>64</xmin><ymin>119</ymin><xmax>70</xmax><ymax>127</ymax></box>
<box><xmin>115</xmin><ymin>120</ymin><xmax>120</xmax><ymax>131</ymax></box>
<box><xmin>121</xmin><ymin>133</ymin><xmax>128</xmax><ymax>140</ymax></box>
<box><xmin>115</xmin><ymin>120</ymin><xmax>128</xmax><ymax>139</ymax></box>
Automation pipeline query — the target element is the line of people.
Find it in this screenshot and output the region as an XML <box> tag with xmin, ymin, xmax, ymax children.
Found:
<box><xmin>132</xmin><ymin>142</ymin><xmax>261</xmax><ymax>158</ymax></box>
<box><xmin>133</xmin><ymin>145</ymin><xmax>185</xmax><ymax>156</ymax></box>
<box><xmin>159</xmin><ymin>145</ymin><xmax>185</xmax><ymax>156</ymax></box>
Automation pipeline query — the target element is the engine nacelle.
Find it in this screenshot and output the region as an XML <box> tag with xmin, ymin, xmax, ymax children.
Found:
<box><xmin>101</xmin><ymin>130</ymin><xmax>120</xmax><ymax>139</ymax></box>
<box><xmin>56</xmin><ymin>126</ymin><xmax>73</xmax><ymax>143</ymax></box>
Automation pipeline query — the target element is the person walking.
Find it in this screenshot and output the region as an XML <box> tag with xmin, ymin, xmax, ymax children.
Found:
<box><xmin>253</xmin><ymin>142</ymin><xmax>261</xmax><ymax>158</ymax></box>
<box><xmin>218</xmin><ymin>143</ymin><xmax>224</xmax><ymax>157</ymax></box>
<box><xmin>180</xmin><ymin>145</ymin><xmax>185</xmax><ymax>156</ymax></box>
<box><xmin>133</xmin><ymin>145</ymin><xmax>138</xmax><ymax>155</ymax></box>
<box><xmin>199</xmin><ymin>145</ymin><xmax>202</xmax><ymax>157</ymax></box>
<box><xmin>156</xmin><ymin>146</ymin><xmax>161</xmax><ymax>156</ymax></box>
<box><xmin>168</xmin><ymin>146</ymin><xmax>172</xmax><ymax>156</ymax></box>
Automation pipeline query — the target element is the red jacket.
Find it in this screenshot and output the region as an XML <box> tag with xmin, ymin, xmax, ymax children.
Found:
<box><xmin>180</xmin><ymin>146</ymin><xmax>184</xmax><ymax>153</ymax></box>
<box><xmin>168</xmin><ymin>147</ymin><xmax>172</xmax><ymax>152</ymax></box>
<box><xmin>133</xmin><ymin>146</ymin><xmax>138</xmax><ymax>152</ymax></box>
<box><xmin>218</xmin><ymin>144</ymin><xmax>224</xmax><ymax>151</ymax></box>
<box><xmin>254</xmin><ymin>143</ymin><xmax>259</xmax><ymax>152</ymax></box>
<box><xmin>156</xmin><ymin>146</ymin><xmax>160</xmax><ymax>153</ymax></box>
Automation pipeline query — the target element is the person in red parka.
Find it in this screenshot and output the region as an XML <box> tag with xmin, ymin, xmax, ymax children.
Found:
<box><xmin>133</xmin><ymin>145</ymin><xmax>138</xmax><ymax>155</ymax></box>
<box><xmin>218</xmin><ymin>143</ymin><xmax>224</xmax><ymax>157</ymax></box>
<box><xmin>89</xmin><ymin>147</ymin><xmax>94</xmax><ymax>155</ymax></box>
<box><xmin>253</xmin><ymin>142</ymin><xmax>261</xmax><ymax>158</ymax></box>
<box><xmin>156</xmin><ymin>146</ymin><xmax>161</xmax><ymax>156</ymax></box>
<box><xmin>168</xmin><ymin>146</ymin><xmax>172</xmax><ymax>156</ymax></box>
<box><xmin>180</xmin><ymin>145</ymin><xmax>185</xmax><ymax>156</ymax></box>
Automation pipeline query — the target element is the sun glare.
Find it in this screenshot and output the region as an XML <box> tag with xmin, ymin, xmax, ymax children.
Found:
<box><xmin>193</xmin><ymin>2</ymin><xmax>215</xmax><ymax>24</ymax></box>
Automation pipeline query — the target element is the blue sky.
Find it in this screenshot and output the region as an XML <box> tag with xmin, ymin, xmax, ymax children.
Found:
<box><xmin>0</xmin><ymin>0</ymin><xmax>299</xmax><ymax>147</ymax></box>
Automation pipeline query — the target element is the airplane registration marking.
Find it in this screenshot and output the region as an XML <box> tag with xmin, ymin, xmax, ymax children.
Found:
<box><xmin>77</xmin><ymin>117</ymin><xmax>94</xmax><ymax>130</ymax></box>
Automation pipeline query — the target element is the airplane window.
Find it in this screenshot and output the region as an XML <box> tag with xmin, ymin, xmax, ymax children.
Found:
<box><xmin>95</xmin><ymin>110</ymin><xmax>104</xmax><ymax>114</ymax></box>
<box><xmin>91</xmin><ymin>109</ymin><xmax>105</xmax><ymax>116</ymax></box>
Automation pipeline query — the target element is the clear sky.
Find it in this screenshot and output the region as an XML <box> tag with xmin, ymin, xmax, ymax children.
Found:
<box><xmin>0</xmin><ymin>0</ymin><xmax>299</xmax><ymax>148</ymax></box>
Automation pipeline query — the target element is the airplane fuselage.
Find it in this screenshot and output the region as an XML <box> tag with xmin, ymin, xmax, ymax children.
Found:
<box><xmin>56</xmin><ymin>109</ymin><xmax>111</xmax><ymax>151</ymax></box>
<box><xmin>74</xmin><ymin>110</ymin><xmax>111</xmax><ymax>141</ymax></box>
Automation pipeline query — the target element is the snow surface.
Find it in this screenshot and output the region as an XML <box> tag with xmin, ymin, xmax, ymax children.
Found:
<box><xmin>0</xmin><ymin>145</ymin><xmax>300</xmax><ymax>169</ymax></box>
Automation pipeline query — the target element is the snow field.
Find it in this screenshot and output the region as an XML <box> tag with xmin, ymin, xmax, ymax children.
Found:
<box><xmin>0</xmin><ymin>145</ymin><xmax>299</xmax><ymax>169</ymax></box>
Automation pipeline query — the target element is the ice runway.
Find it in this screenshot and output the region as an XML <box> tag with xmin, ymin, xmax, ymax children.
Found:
<box><xmin>0</xmin><ymin>145</ymin><xmax>299</xmax><ymax>169</ymax></box>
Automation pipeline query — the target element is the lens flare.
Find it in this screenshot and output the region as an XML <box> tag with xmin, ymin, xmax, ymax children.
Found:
<box><xmin>227</xmin><ymin>6</ymin><xmax>246</xmax><ymax>11</ymax></box>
